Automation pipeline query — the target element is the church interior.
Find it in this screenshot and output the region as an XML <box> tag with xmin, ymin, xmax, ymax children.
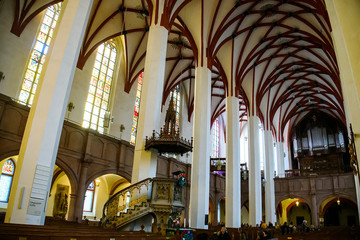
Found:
<box><xmin>1</xmin><ymin>0</ymin><xmax>360</xmax><ymax>239</ymax></box>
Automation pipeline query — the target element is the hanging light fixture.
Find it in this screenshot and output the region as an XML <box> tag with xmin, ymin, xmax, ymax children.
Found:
<box><xmin>296</xmin><ymin>200</ymin><xmax>299</xmax><ymax>207</ymax></box>
<box><xmin>337</xmin><ymin>198</ymin><xmax>340</xmax><ymax>205</ymax></box>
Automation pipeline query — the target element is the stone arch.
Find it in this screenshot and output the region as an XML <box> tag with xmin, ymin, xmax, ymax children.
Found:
<box><xmin>0</xmin><ymin>148</ymin><xmax>20</xmax><ymax>162</ymax></box>
<box><xmin>318</xmin><ymin>193</ymin><xmax>357</xmax><ymax>213</ymax></box>
<box><xmin>319</xmin><ymin>195</ymin><xmax>358</xmax><ymax>226</ymax></box>
<box><xmin>85</xmin><ymin>169</ymin><xmax>131</xmax><ymax>194</ymax></box>
<box><xmin>276</xmin><ymin>197</ymin><xmax>312</xmax><ymax>226</ymax></box>
<box><xmin>320</xmin><ymin>197</ymin><xmax>357</xmax><ymax>217</ymax></box>
<box><xmin>275</xmin><ymin>194</ymin><xmax>311</xmax><ymax>210</ymax></box>
<box><xmin>109</xmin><ymin>178</ymin><xmax>131</xmax><ymax>195</ymax></box>
<box><xmin>55</xmin><ymin>156</ymin><xmax>78</xmax><ymax>194</ymax></box>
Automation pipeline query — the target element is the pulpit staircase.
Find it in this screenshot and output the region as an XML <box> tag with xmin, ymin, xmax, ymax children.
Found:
<box><xmin>102</xmin><ymin>178</ymin><xmax>185</xmax><ymax>231</ymax></box>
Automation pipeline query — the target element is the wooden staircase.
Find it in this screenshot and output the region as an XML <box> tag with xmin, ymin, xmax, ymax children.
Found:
<box><xmin>102</xmin><ymin>177</ymin><xmax>185</xmax><ymax>232</ymax></box>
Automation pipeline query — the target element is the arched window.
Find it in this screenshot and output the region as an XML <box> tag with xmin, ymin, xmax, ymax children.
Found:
<box><xmin>130</xmin><ymin>72</ymin><xmax>143</xmax><ymax>145</ymax></box>
<box><xmin>83</xmin><ymin>181</ymin><xmax>95</xmax><ymax>212</ymax></box>
<box><xmin>82</xmin><ymin>41</ymin><xmax>117</xmax><ymax>133</ymax></box>
<box><xmin>211</xmin><ymin>118</ymin><xmax>220</xmax><ymax>158</ymax></box>
<box><xmin>18</xmin><ymin>3</ymin><xmax>62</xmax><ymax>106</ymax></box>
<box><xmin>0</xmin><ymin>159</ymin><xmax>15</xmax><ymax>203</ymax></box>
<box><xmin>171</xmin><ymin>85</ymin><xmax>181</xmax><ymax>130</ymax></box>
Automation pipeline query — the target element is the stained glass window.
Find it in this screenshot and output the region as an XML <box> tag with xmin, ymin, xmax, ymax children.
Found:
<box><xmin>83</xmin><ymin>181</ymin><xmax>95</xmax><ymax>212</ymax></box>
<box><xmin>211</xmin><ymin>119</ymin><xmax>220</xmax><ymax>158</ymax></box>
<box><xmin>82</xmin><ymin>41</ymin><xmax>117</xmax><ymax>134</ymax></box>
<box><xmin>130</xmin><ymin>72</ymin><xmax>143</xmax><ymax>145</ymax></box>
<box><xmin>18</xmin><ymin>3</ymin><xmax>62</xmax><ymax>106</ymax></box>
<box><xmin>0</xmin><ymin>159</ymin><xmax>15</xmax><ymax>202</ymax></box>
<box><xmin>171</xmin><ymin>85</ymin><xmax>181</xmax><ymax>130</ymax></box>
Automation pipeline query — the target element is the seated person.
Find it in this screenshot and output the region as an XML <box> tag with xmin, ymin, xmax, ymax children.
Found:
<box><xmin>217</xmin><ymin>226</ymin><xmax>231</xmax><ymax>240</ymax></box>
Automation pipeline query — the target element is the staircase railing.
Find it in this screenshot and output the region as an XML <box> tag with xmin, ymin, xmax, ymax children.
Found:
<box><xmin>102</xmin><ymin>178</ymin><xmax>153</xmax><ymax>225</ymax></box>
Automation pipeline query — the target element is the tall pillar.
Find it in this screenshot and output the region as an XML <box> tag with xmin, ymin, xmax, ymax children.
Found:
<box><xmin>275</xmin><ymin>141</ymin><xmax>285</xmax><ymax>177</ymax></box>
<box><xmin>355</xmin><ymin>174</ymin><xmax>360</xmax><ymax>224</ymax></box>
<box><xmin>5</xmin><ymin>0</ymin><xmax>93</xmax><ymax>225</ymax></box>
<box><xmin>73</xmin><ymin>161</ymin><xmax>90</xmax><ymax>222</ymax></box>
<box><xmin>131</xmin><ymin>24</ymin><xmax>168</xmax><ymax>183</ymax></box>
<box><xmin>189</xmin><ymin>66</ymin><xmax>211</xmax><ymax>229</ymax></box>
<box><xmin>225</xmin><ymin>96</ymin><xmax>241</xmax><ymax>227</ymax></box>
<box><xmin>264</xmin><ymin>130</ymin><xmax>276</xmax><ymax>224</ymax></box>
<box><xmin>248</xmin><ymin>116</ymin><xmax>262</xmax><ymax>226</ymax></box>
<box><xmin>311</xmin><ymin>194</ymin><xmax>318</xmax><ymax>226</ymax></box>
<box><xmin>325</xmin><ymin>0</ymin><xmax>360</xmax><ymax>224</ymax></box>
<box><xmin>67</xmin><ymin>193</ymin><xmax>77</xmax><ymax>221</ymax></box>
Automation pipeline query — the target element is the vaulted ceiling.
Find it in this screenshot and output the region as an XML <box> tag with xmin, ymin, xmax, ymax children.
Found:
<box><xmin>12</xmin><ymin>0</ymin><xmax>344</xmax><ymax>142</ymax></box>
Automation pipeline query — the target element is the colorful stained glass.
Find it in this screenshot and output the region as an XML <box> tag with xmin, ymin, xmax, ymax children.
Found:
<box><xmin>25</xmin><ymin>70</ymin><xmax>35</xmax><ymax>81</ymax></box>
<box><xmin>0</xmin><ymin>159</ymin><xmax>15</xmax><ymax>202</ymax></box>
<box><xmin>44</xmin><ymin>16</ymin><xmax>52</xmax><ymax>25</ymax></box>
<box><xmin>171</xmin><ymin>85</ymin><xmax>181</xmax><ymax>130</ymax></box>
<box><xmin>83</xmin><ymin>41</ymin><xmax>116</xmax><ymax>133</ymax></box>
<box><xmin>47</xmin><ymin>8</ymin><xmax>55</xmax><ymax>18</ymax></box>
<box><xmin>31</xmin><ymin>84</ymin><xmax>37</xmax><ymax>94</ymax></box>
<box><xmin>107</xmin><ymin>69</ymin><xmax>113</xmax><ymax>77</ymax></box>
<box><xmin>40</xmin><ymin>24</ymin><xmax>49</xmax><ymax>34</ymax></box>
<box><xmin>103</xmin><ymin>93</ymin><xmax>109</xmax><ymax>101</ymax></box>
<box><xmin>19</xmin><ymin>91</ymin><xmax>30</xmax><ymax>103</ymax></box>
<box><xmin>104</xmin><ymin>84</ymin><xmax>110</xmax><ymax>93</ymax></box>
<box><xmin>19</xmin><ymin>3</ymin><xmax>62</xmax><ymax>106</ymax></box>
<box><xmin>92</xmin><ymin>69</ymin><xmax>100</xmax><ymax>78</ymax></box>
<box><xmin>89</xmin><ymin>85</ymin><xmax>96</xmax><ymax>94</ymax></box>
<box><xmin>2</xmin><ymin>160</ymin><xmax>14</xmax><ymax>174</ymax></box>
<box><xmin>130</xmin><ymin>72</ymin><xmax>143</xmax><ymax>145</ymax></box>
<box><xmin>85</xmin><ymin>102</ymin><xmax>93</xmax><ymax>112</ymax></box>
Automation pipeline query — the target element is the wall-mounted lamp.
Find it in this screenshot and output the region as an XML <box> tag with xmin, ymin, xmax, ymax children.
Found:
<box><xmin>67</xmin><ymin>102</ymin><xmax>75</xmax><ymax>112</ymax></box>
<box><xmin>0</xmin><ymin>71</ymin><xmax>5</xmax><ymax>82</ymax></box>
<box><xmin>337</xmin><ymin>198</ymin><xmax>340</xmax><ymax>205</ymax></box>
<box><xmin>95</xmin><ymin>179</ymin><xmax>101</xmax><ymax>187</ymax></box>
<box><xmin>119</xmin><ymin>124</ymin><xmax>125</xmax><ymax>140</ymax></box>
<box><xmin>104</xmin><ymin>111</ymin><xmax>113</xmax><ymax>128</ymax></box>
<box><xmin>296</xmin><ymin>200</ymin><xmax>299</xmax><ymax>207</ymax></box>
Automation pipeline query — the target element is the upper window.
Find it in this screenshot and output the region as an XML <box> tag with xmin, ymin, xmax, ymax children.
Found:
<box><xmin>211</xmin><ymin>119</ymin><xmax>220</xmax><ymax>158</ymax></box>
<box><xmin>0</xmin><ymin>159</ymin><xmax>15</xmax><ymax>203</ymax></box>
<box><xmin>83</xmin><ymin>181</ymin><xmax>95</xmax><ymax>212</ymax></box>
<box><xmin>130</xmin><ymin>72</ymin><xmax>143</xmax><ymax>145</ymax></box>
<box><xmin>82</xmin><ymin>41</ymin><xmax>117</xmax><ymax>133</ymax></box>
<box><xmin>211</xmin><ymin>118</ymin><xmax>220</xmax><ymax>158</ymax></box>
<box><xmin>171</xmin><ymin>85</ymin><xmax>181</xmax><ymax>130</ymax></box>
<box><xmin>18</xmin><ymin>3</ymin><xmax>62</xmax><ymax>106</ymax></box>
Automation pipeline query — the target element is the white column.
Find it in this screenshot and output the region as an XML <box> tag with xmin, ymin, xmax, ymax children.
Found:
<box><xmin>264</xmin><ymin>130</ymin><xmax>276</xmax><ymax>224</ymax></box>
<box><xmin>5</xmin><ymin>0</ymin><xmax>93</xmax><ymax>225</ymax></box>
<box><xmin>189</xmin><ymin>66</ymin><xmax>211</xmax><ymax>229</ymax></box>
<box><xmin>355</xmin><ymin>174</ymin><xmax>360</xmax><ymax>224</ymax></box>
<box><xmin>131</xmin><ymin>25</ymin><xmax>168</xmax><ymax>183</ymax></box>
<box><xmin>276</xmin><ymin>141</ymin><xmax>285</xmax><ymax>178</ymax></box>
<box><xmin>225</xmin><ymin>96</ymin><xmax>241</xmax><ymax>227</ymax></box>
<box><xmin>248</xmin><ymin>116</ymin><xmax>262</xmax><ymax>226</ymax></box>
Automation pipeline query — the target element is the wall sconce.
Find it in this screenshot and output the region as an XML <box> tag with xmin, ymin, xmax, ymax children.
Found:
<box><xmin>104</xmin><ymin>111</ymin><xmax>113</xmax><ymax>128</ymax></box>
<box><xmin>0</xmin><ymin>71</ymin><xmax>5</xmax><ymax>82</ymax></box>
<box><xmin>119</xmin><ymin>124</ymin><xmax>125</xmax><ymax>140</ymax></box>
<box><xmin>296</xmin><ymin>200</ymin><xmax>299</xmax><ymax>207</ymax></box>
<box><xmin>95</xmin><ymin>179</ymin><xmax>101</xmax><ymax>187</ymax></box>
<box><xmin>67</xmin><ymin>102</ymin><xmax>75</xmax><ymax>112</ymax></box>
<box><xmin>337</xmin><ymin>198</ymin><xmax>340</xmax><ymax>205</ymax></box>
